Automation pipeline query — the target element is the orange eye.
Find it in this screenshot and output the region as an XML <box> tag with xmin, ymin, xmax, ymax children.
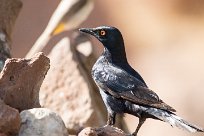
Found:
<box><xmin>100</xmin><ymin>30</ymin><xmax>106</xmax><ymax>36</ymax></box>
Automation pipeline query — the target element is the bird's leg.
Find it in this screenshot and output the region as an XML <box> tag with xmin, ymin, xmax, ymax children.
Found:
<box><xmin>132</xmin><ymin>117</ymin><xmax>146</xmax><ymax>136</ymax></box>
<box><xmin>107</xmin><ymin>112</ymin><xmax>116</xmax><ymax>126</ymax></box>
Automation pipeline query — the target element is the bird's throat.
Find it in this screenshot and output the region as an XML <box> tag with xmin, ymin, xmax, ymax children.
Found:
<box><xmin>103</xmin><ymin>47</ymin><xmax>127</xmax><ymax>64</ymax></box>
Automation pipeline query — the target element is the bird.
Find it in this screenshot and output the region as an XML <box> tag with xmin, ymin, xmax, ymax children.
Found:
<box><xmin>26</xmin><ymin>0</ymin><xmax>94</xmax><ymax>58</ymax></box>
<box><xmin>79</xmin><ymin>26</ymin><xmax>204</xmax><ymax>136</ymax></box>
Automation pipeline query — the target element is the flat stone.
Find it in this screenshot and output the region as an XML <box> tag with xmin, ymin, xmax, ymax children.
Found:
<box><xmin>19</xmin><ymin>108</ymin><xmax>68</xmax><ymax>136</ymax></box>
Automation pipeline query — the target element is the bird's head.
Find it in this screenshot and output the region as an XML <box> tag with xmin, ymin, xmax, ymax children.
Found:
<box><xmin>79</xmin><ymin>26</ymin><xmax>124</xmax><ymax>51</ymax></box>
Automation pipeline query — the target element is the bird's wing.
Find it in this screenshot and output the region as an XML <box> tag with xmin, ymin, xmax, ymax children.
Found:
<box><xmin>96</xmin><ymin>65</ymin><xmax>176</xmax><ymax>112</ymax></box>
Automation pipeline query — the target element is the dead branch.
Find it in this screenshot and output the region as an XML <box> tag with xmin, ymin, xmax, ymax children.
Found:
<box><xmin>25</xmin><ymin>0</ymin><xmax>94</xmax><ymax>58</ymax></box>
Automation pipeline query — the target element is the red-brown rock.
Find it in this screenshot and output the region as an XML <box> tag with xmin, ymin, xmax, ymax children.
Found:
<box><xmin>0</xmin><ymin>133</ymin><xmax>7</xmax><ymax>136</ymax></box>
<box><xmin>78</xmin><ymin>126</ymin><xmax>128</xmax><ymax>136</ymax></box>
<box><xmin>0</xmin><ymin>52</ymin><xmax>50</xmax><ymax>111</ymax></box>
<box><xmin>0</xmin><ymin>100</ymin><xmax>20</xmax><ymax>135</ymax></box>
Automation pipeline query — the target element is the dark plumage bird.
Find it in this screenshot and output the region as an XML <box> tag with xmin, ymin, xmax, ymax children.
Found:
<box><xmin>79</xmin><ymin>26</ymin><xmax>204</xmax><ymax>135</ymax></box>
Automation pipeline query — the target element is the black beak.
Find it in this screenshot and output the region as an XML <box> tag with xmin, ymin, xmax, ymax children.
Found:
<box><xmin>79</xmin><ymin>28</ymin><xmax>95</xmax><ymax>36</ymax></box>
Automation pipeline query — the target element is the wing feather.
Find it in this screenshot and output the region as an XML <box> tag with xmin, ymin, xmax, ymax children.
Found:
<box><xmin>95</xmin><ymin>65</ymin><xmax>176</xmax><ymax>112</ymax></box>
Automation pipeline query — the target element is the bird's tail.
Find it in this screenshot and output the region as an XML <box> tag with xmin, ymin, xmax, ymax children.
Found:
<box><xmin>145</xmin><ymin>108</ymin><xmax>204</xmax><ymax>132</ymax></box>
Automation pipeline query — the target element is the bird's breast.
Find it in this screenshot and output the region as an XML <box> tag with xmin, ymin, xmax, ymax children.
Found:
<box><xmin>92</xmin><ymin>63</ymin><xmax>117</xmax><ymax>85</ymax></box>
<box><xmin>92</xmin><ymin>57</ymin><xmax>109</xmax><ymax>81</ymax></box>
<box><xmin>92</xmin><ymin>64</ymin><xmax>106</xmax><ymax>83</ymax></box>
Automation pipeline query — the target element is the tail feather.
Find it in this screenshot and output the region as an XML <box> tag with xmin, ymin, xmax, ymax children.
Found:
<box><xmin>170</xmin><ymin>114</ymin><xmax>203</xmax><ymax>132</ymax></box>
<box><xmin>146</xmin><ymin>108</ymin><xmax>204</xmax><ymax>132</ymax></box>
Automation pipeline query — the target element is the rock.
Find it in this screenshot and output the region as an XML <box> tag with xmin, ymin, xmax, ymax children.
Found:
<box><xmin>19</xmin><ymin>108</ymin><xmax>68</xmax><ymax>136</ymax></box>
<box><xmin>40</xmin><ymin>37</ymin><xmax>106</xmax><ymax>134</ymax></box>
<box><xmin>0</xmin><ymin>52</ymin><xmax>50</xmax><ymax>111</ymax></box>
<box><xmin>78</xmin><ymin>127</ymin><xmax>97</xmax><ymax>136</ymax></box>
<box><xmin>78</xmin><ymin>126</ymin><xmax>128</xmax><ymax>136</ymax></box>
<box><xmin>0</xmin><ymin>0</ymin><xmax>22</xmax><ymax>70</ymax></box>
<box><xmin>0</xmin><ymin>0</ymin><xmax>22</xmax><ymax>37</ymax></box>
<box><xmin>0</xmin><ymin>133</ymin><xmax>7</xmax><ymax>136</ymax></box>
<box><xmin>0</xmin><ymin>99</ymin><xmax>20</xmax><ymax>135</ymax></box>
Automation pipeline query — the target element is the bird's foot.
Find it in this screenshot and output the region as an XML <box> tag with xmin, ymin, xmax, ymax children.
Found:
<box><xmin>105</xmin><ymin>122</ymin><xmax>113</xmax><ymax>127</ymax></box>
<box><xmin>107</xmin><ymin>120</ymin><xmax>113</xmax><ymax>126</ymax></box>
<box><xmin>104</xmin><ymin>124</ymin><xmax>110</xmax><ymax>127</ymax></box>
<box><xmin>107</xmin><ymin>113</ymin><xmax>116</xmax><ymax>126</ymax></box>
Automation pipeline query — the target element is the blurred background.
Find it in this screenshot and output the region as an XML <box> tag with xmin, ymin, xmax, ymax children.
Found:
<box><xmin>12</xmin><ymin>0</ymin><xmax>204</xmax><ymax>136</ymax></box>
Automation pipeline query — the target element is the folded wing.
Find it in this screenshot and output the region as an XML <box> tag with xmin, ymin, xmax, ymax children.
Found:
<box><xmin>96</xmin><ymin>65</ymin><xmax>176</xmax><ymax>112</ymax></box>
